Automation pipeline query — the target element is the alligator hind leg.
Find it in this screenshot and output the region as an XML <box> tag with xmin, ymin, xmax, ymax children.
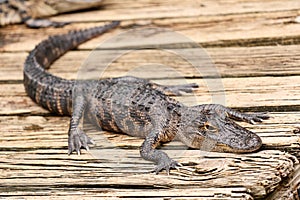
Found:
<box><xmin>113</xmin><ymin>76</ymin><xmax>198</xmax><ymax>96</ymax></box>
<box><xmin>157</xmin><ymin>83</ymin><xmax>199</xmax><ymax>96</ymax></box>
<box><xmin>225</xmin><ymin>107</ymin><xmax>269</xmax><ymax>124</ymax></box>
<box><xmin>195</xmin><ymin>104</ymin><xmax>269</xmax><ymax>124</ymax></box>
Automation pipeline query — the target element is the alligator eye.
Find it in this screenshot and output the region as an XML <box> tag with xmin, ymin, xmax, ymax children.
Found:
<box><xmin>205</xmin><ymin>124</ymin><xmax>213</xmax><ymax>130</ymax></box>
<box><xmin>203</xmin><ymin>123</ymin><xmax>217</xmax><ymax>132</ymax></box>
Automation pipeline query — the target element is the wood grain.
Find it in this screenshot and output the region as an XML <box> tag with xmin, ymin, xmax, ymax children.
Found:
<box><xmin>1</xmin><ymin>0</ymin><xmax>300</xmax><ymax>199</ymax></box>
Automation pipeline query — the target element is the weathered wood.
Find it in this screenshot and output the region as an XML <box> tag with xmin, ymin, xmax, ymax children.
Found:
<box><xmin>1</xmin><ymin>47</ymin><xmax>300</xmax><ymax>114</ymax></box>
<box><xmin>266</xmin><ymin>165</ymin><xmax>300</xmax><ymax>200</ymax></box>
<box><xmin>0</xmin><ymin>145</ymin><xmax>298</xmax><ymax>200</ymax></box>
<box><xmin>1</xmin><ymin>1</ymin><xmax>300</xmax><ymax>52</ymax></box>
<box><xmin>51</xmin><ymin>0</ymin><xmax>300</xmax><ymax>22</ymax></box>
<box><xmin>1</xmin><ymin>0</ymin><xmax>300</xmax><ymax>199</ymax></box>
<box><xmin>1</xmin><ymin>45</ymin><xmax>300</xmax><ymax>81</ymax></box>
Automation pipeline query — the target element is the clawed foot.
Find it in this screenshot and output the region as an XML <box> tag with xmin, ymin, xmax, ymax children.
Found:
<box><xmin>151</xmin><ymin>159</ymin><xmax>182</xmax><ymax>175</ymax></box>
<box><xmin>240</xmin><ymin>112</ymin><xmax>270</xmax><ymax>124</ymax></box>
<box><xmin>68</xmin><ymin>128</ymin><xmax>95</xmax><ymax>155</ymax></box>
<box><xmin>221</xmin><ymin>105</ymin><xmax>270</xmax><ymax>124</ymax></box>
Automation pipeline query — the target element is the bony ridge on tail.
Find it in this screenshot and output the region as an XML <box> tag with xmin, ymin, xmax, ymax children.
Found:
<box><xmin>23</xmin><ymin>21</ymin><xmax>269</xmax><ymax>174</ymax></box>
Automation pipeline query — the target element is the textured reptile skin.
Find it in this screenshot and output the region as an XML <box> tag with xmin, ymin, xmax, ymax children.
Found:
<box><xmin>23</xmin><ymin>21</ymin><xmax>269</xmax><ymax>174</ymax></box>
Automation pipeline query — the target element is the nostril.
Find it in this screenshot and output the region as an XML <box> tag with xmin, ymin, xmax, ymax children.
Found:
<box><xmin>246</xmin><ymin>134</ymin><xmax>262</xmax><ymax>150</ymax></box>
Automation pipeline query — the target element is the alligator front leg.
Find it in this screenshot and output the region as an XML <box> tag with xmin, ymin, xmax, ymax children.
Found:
<box><xmin>68</xmin><ymin>95</ymin><xmax>94</xmax><ymax>155</ymax></box>
<box><xmin>140</xmin><ymin>130</ymin><xmax>181</xmax><ymax>174</ymax></box>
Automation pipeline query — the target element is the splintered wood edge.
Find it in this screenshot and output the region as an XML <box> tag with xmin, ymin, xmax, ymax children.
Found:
<box><xmin>1</xmin><ymin>149</ymin><xmax>297</xmax><ymax>199</ymax></box>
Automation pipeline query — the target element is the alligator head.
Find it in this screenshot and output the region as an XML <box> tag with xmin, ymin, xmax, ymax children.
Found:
<box><xmin>179</xmin><ymin>107</ymin><xmax>262</xmax><ymax>153</ymax></box>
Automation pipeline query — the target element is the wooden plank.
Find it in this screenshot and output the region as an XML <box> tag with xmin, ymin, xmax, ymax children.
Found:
<box><xmin>0</xmin><ymin>143</ymin><xmax>297</xmax><ymax>199</ymax></box>
<box><xmin>0</xmin><ymin>95</ymin><xmax>48</xmax><ymax>115</ymax></box>
<box><xmin>1</xmin><ymin>1</ymin><xmax>300</xmax><ymax>51</ymax></box>
<box><xmin>50</xmin><ymin>0</ymin><xmax>300</xmax><ymax>22</ymax></box>
<box><xmin>0</xmin><ymin>0</ymin><xmax>299</xmax><ymax>198</ymax></box>
<box><xmin>266</xmin><ymin>165</ymin><xmax>300</xmax><ymax>200</ymax></box>
<box><xmin>0</xmin><ymin>182</ymin><xmax>253</xmax><ymax>200</ymax></box>
<box><xmin>1</xmin><ymin>45</ymin><xmax>300</xmax><ymax>81</ymax></box>
<box><xmin>0</xmin><ymin>46</ymin><xmax>300</xmax><ymax>114</ymax></box>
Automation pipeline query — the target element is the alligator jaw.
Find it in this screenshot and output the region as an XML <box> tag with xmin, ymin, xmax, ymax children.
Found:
<box><xmin>193</xmin><ymin>121</ymin><xmax>263</xmax><ymax>153</ymax></box>
<box><xmin>212</xmin><ymin>132</ymin><xmax>262</xmax><ymax>153</ymax></box>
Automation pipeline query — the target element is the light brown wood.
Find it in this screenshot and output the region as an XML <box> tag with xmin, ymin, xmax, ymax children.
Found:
<box><xmin>266</xmin><ymin>165</ymin><xmax>300</xmax><ymax>200</ymax></box>
<box><xmin>1</xmin><ymin>1</ymin><xmax>300</xmax><ymax>52</ymax></box>
<box><xmin>2</xmin><ymin>45</ymin><xmax>300</xmax><ymax>81</ymax></box>
<box><xmin>1</xmin><ymin>0</ymin><xmax>300</xmax><ymax>199</ymax></box>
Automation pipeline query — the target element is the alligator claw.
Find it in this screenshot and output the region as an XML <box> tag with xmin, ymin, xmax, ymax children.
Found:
<box><xmin>68</xmin><ymin>128</ymin><xmax>94</xmax><ymax>155</ymax></box>
<box><xmin>244</xmin><ymin>112</ymin><xmax>270</xmax><ymax>124</ymax></box>
<box><xmin>152</xmin><ymin>159</ymin><xmax>182</xmax><ymax>175</ymax></box>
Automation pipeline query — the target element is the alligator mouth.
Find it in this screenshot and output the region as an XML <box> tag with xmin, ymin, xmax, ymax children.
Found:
<box><xmin>190</xmin><ymin>132</ymin><xmax>262</xmax><ymax>153</ymax></box>
<box><xmin>213</xmin><ymin>133</ymin><xmax>262</xmax><ymax>153</ymax></box>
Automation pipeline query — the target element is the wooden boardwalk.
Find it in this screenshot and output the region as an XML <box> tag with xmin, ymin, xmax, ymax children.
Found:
<box><xmin>1</xmin><ymin>0</ymin><xmax>300</xmax><ymax>199</ymax></box>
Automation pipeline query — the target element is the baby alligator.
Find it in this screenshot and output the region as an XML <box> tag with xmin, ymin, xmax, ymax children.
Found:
<box><xmin>23</xmin><ymin>21</ymin><xmax>269</xmax><ymax>174</ymax></box>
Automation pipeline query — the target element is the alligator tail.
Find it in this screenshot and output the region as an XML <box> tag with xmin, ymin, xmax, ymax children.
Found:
<box><xmin>23</xmin><ymin>21</ymin><xmax>120</xmax><ymax>115</ymax></box>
